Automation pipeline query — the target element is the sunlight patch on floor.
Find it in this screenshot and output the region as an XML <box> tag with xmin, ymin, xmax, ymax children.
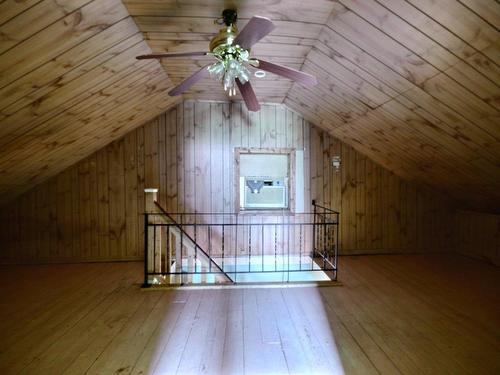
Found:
<box><xmin>145</xmin><ymin>286</ymin><xmax>345</xmax><ymax>374</ymax></box>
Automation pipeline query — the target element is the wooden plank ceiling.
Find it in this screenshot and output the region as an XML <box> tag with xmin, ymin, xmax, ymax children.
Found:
<box><xmin>0</xmin><ymin>0</ymin><xmax>499</xmax><ymax>213</ymax></box>
<box><xmin>0</xmin><ymin>0</ymin><xmax>180</xmax><ymax>205</ymax></box>
<box><xmin>125</xmin><ymin>0</ymin><xmax>500</xmax><ymax>213</ymax></box>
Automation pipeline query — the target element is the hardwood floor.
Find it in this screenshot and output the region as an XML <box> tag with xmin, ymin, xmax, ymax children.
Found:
<box><xmin>0</xmin><ymin>255</ymin><xmax>498</xmax><ymax>374</ymax></box>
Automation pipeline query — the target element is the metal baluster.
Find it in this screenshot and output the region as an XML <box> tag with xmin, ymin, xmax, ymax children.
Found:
<box><xmin>286</xmin><ymin>212</ymin><xmax>290</xmax><ymax>283</ymax></box>
<box><xmin>261</xmin><ymin>225</ymin><xmax>264</xmax><ymax>272</ymax></box>
<box><xmin>166</xmin><ymin>226</ymin><xmax>170</xmax><ymax>276</ymax></box>
<box><xmin>248</xmin><ymin>221</ymin><xmax>252</xmax><ymax>273</ymax></box>
<box><xmin>328</xmin><ymin>219</ymin><xmax>332</xmax><ymax>268</ymax></box>
<box><xmin>323</xmin><ymin>209</ymin><xmax>327</xmax><ymax>270</ymax></box>
<box><xmin>234</xmin><ymin>215</ymin><xmax>238</xmax><ymax>283</ymax></box>
<box><xmin>221</xmin><ymin>224</ymin><xmax>225</xmax><ymax>271</ymax></box>
<box><xmin>194</xmin><ymin>218</ymin><xmax>197</xmax><ymax>274</ymax></box>
<box><xmin>335</xmin><ymin>215</ymin><xmax>339</xmax><ymax>281</ymax></box>
<box><xmin>143</xmin><ymin>214</ymin><xmax>149</xmax><ymax>287</ymax></box>
<box><xmin>312</xmin><ymin>201</ymin><xmax>316</xmax><ymax>270</ymax></box>
<box><xmin>180</xmin><ymin>215</ymin><xmax>184</xmax><ymax>284</ymax></box>
<box><xmin>208</xmin><ymin>225</ymin><xmax>212</xmax><ymax>273</ymax></box>
<box><xmin>153</xmin><ymin>223</ymin><xmax>157</xmax><ymax>274</ymax></box>
<box><xmin>299</xmin><ymin>224</ymin><xmax>303</xmax><ymax>271</ymax></box>
<box><xmin>274</xmin><ymin>223</ymin><xmax>278</xmax><ymax>272</ymax></box>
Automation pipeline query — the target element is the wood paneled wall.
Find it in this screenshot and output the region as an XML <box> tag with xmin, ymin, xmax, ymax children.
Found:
<box><xmin>0</xmin><ymin>101</ymin><xmax>456</xmax><ymax>263</ymax></box>
<box><xmin>454</xmin><ymin>210</ymin><xmax>500</xmax><ymax>266</ymax></box>
<box><xmin>120</xmin><ymin>0</ymin><xmax>500</xmax><ymax>213</ymax></box>
<box><xmin>309</xmin><ymin>127</ymin><xmax>455</xmax><ymax>254</ymax></box>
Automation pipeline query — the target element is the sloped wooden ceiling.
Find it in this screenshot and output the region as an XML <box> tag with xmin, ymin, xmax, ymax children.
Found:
<box><xmin>125</xmin><ymin>0</ymin><xmax>500</xmax><ymax>212</ymax></box>
<box><xmin>0</xmin><ymin>1</ymin><xmax>499</xmax><ymax>213</ymax></box>
<box><xmin>0</xmin><ymin>0</ymin><xmax>180</xmax><ymax>205</ymax></box>
<box><xmin>124</xmin><ymin>0</ymin><xmax>333</xmax><ymax>102</ymax></box>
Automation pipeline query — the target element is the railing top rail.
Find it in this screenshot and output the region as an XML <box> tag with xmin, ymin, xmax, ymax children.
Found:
<box><xmin>143</xmin><ymin>211</ymin><xmax>338</xmax><ymax>217</ymax></box>
<box><xmin>146</xmin><ymin>221</ymin><xmax>338</xmax><ymax>227</ymax></box>
<box><xmin>145</xmin><ymin>200</ymin><xmax>339</xmax><ymax>226</ymax></box>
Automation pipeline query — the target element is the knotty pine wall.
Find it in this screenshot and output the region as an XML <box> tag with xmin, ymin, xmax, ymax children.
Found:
<box><xmin>310</xmin><ymin>128</ymin><xmax>454</xmax><ymax>255</ymax></box>
<box><xmin>0</xmin><ymin>101</ymin><xmax>455</xmax><ymax>264</ymax></box>
<box><xmin>454</xmin><ymin>210</ymin><xmax>500</xmax><ymax>266</ymax></box>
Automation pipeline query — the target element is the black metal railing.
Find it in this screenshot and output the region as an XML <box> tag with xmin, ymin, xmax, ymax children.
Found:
<box><xmin>143</xmin><ymin>201</ymin><xmax>339</xmax><ymax>286</ymax></box>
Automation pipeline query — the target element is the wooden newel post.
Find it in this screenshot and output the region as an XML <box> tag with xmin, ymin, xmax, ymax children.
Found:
<box><xmin>144</xmin><ymin>188</ymin><xmax>161</xmax><ymax>280</ymax></box>
<box><xmin>145</xmin><ymin>188</ymin><xmax>158</xmax><ymax>213</ymax></box>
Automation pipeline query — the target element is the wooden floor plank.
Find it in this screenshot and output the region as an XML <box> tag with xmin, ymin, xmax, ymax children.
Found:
<box><xmin>242</xmin><ymin>288</ymin><xmax>289</xmax><ymax>374</ymax></box>
<box><xmin>0</xmin><ymin>254</ymin><xmax>498</xmax><ymax>374</ymax></box>
<box><xmin>220</xmin><ymin>289</ymin><xmax>245</xmax><ymax>375</ymax></box>
<box><xmin>128</xmin><ymin>290</ymin><xmax>190</xmax><ymax>375</ymax></box>
<box><xmin>150</xmin><ymin>290</ymin><xmax>205</xmax><ymax>374</ymax></box>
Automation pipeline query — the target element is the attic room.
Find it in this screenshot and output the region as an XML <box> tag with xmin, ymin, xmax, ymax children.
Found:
<box><xmin>0</xmin><ymin>0</ymin><xmax>499</xmax><ymax>374</ymax></box>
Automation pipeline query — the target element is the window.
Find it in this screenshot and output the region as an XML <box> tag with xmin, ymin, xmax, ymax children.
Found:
<box><xmin>235</xmin><ymin>148</ymin><xmax>304</xmax><ymax>213</ymax></box>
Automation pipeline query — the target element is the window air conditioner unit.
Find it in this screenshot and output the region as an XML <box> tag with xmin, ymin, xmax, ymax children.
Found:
<box><xmin>240</xmin><ymin>176</ymin><xmax>288</xmax><ymax>209</ymax></box>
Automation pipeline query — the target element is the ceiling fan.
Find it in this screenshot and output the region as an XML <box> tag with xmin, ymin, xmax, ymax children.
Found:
<box><xmin>136</xmin><ymin>9</ymin><xmax>317</xmax><ymax>112</ymax></box>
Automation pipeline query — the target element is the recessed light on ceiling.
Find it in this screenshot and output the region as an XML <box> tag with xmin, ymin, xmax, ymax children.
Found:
<box><xmin>254</xmin><ymin>70</ymin><xmax>266</xmax><ymax>78</ymax></box>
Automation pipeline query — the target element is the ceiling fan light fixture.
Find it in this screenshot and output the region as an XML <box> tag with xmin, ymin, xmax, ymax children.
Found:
<box><xmin>136</xmin><ymin>11</ymin><xmax>315</xmax><ymax>112</ymax></box>
<box><xmin>208</xmin><ymin>44</ymin><xmax>252</xmax><ymax>96</ymax></box>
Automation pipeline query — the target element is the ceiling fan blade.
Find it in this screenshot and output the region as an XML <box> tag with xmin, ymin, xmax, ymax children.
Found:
<box><xmin>233</xmin><ymin>16</ymin><xmax>276</xmax><ymax>49</ymax></box>
<box><xmin>136</xmin><ymin>52</ymin><xmax>209</xmax><ymax>60</ymax></box>
<box><xmin>168</xmin><ymin>64</ymin><xmax>211</xmax><ymax>96</ymax></box>
<box><xmin>255</xmin><ymin>59</ymin><xmax>317</xmax><ymax>86</ymax></box>
<box><xmin>236</xmin><ymin>79</ymin><xmax>260</xmax><ymax>112</ymax></box>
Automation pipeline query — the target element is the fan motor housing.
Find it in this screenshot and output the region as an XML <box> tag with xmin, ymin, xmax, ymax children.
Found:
<box><xmin>222</xmin><ymin>9</ymin><xmax>237</xmax><ymax>26</ymax></box>
<box><xmin>209</xmin><ymin>24</ymin><xmax>238</xmax><ymax>52</ymax></box>
<box><xmin>209</xmin><ymin>9</ymin><xmax>239</xmax><ymax>52</ymax></box>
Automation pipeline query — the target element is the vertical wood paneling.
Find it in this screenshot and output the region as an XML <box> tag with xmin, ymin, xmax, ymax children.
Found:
<box><xmin>184</xmin><ymin>101</ymin><xmax>195</xmax><ymax>214</ymax></box>
<box><xmin>210</xmin><ymin>102</ymin><xmax>224</xmax><ymax>256</ymax></box>
<box><xmin>70</xmin><ymin>167</ymin><xmax>80</xmax><ymax>260</ymax></box>
<box><xmin>0</xmin><ymin>101</ymin><xmax>462</xmax><ymax>263</ymax></box>
<box><xmin>275</xmin><ymin>106</ymin><xmax>286</xmax><ymax>149</ymax></box>
<box><xmin>96</xmin><ymin>148</ymin><xmax>110</xmax><ymax>260</ymax></box>
<box><xmin>124</xmin><ymin>131</ymin><xmax>138</xmax><ymax>257</ymax></box>
<box><xmin>303</xmin><ymin>122</ymin><xmax>312</xmax><ymax>254</ymax></box>
<box><xmin>175</xmin><ymin>104</ymin><xmax>184</xmax><ymax>214</ymax></box>
<box><xmin>158</xmin><ymin>114</ymin><xmax>167</xmax><ymax>208</ymax></box>
<box><xmin>88</xmin><ymin>155</ymin><xmax>99</xmax><ymax>259</ymax></box>
<box><xmin>166</xmin><ymin>108</ymin><xmax>177</xmax><ymax>214</ymax></box>
<box><xmin>310</xmin><ymin>129</ymin><xmax>456</xmax><ymax>254</ymax></box>
<box><xmin>322</xmin><ymin>132</ymin><xmax>331</xmax><ymax>210</ymax></box>
<box><xmin>56</xmin><ymin>170</ymin><xmax>72</xmax><ymax>259</ymax></box>
<box><xmin>229</xmin><ymin>103</ymin><xmax>242</xmax><ymax>255</ymax></box>
<box><xmin>221</xmin><ymin>103</ymin><xmax>231</xmax><ymax>215</ymax></box>
<box><xmin>78</xmin><ymin>159</ymin><xmax>91</xmax><ymax>259</ymax></box>
<box><xmin>136</xmin><ymin>126</ymin><xmax>145</xmax><ymax>258</ymax></box>
<box><xmin>263</xmin><ymin>105</ymin><xmax>277</xmax><ymax>148</ymax></box>
<box><xmin>310</xmin><ymin>126</ymin><xmax>322</xmax><ymax>204</ymax></box>
<box><xmin>454</xmin><ymin>210</ymin><xmax>500</xmax><ymax>266</ymax></box>
<box><xmin>194</xmin><ymin>102</ymin><xmax>211</xmax><ymax>250</ymax></box>
<box><xmin>107</xmin><ymin>140</ymin><xmax>126</xmax><ymax>259</ymax></box>
<box><xmin>144</xmin><ymin>119</ymin><xmax>159</xmax><ymax>189</ymax></box>
<box><xmin>355</xmin><ymin>152</ymin><xmax>366</xmax><ymax>250</ymax></box>
<box><xmin>48</xmin><ymin>178</ymin><xmax>58</xmax><ymax>258</ymax></box>
<box><xmin>36</xmin><ymin>184</ymin><xmax>50</xmax><ymax>260</ymax></box>
<box><xmin>364</xmin><ymin>158</ymin><xmax>373</xmax><ymax>248</ymax></box>
<box><xmin>372</xmin><ymin>165</ymin><xmax>382</xmax><ymax>249</ymax></box>
<box><xmin>18</xmin><ymin>193</ymin><xmax>32</xmax><ymax>262</ymax></box>
<box><xmin>399</xmin><ymin>180</ymin><xmax>408</xmax><ymax>252</ymax></box>
<box><xmin>406</xmin><ymin>184</ymin><xmax>417</xmax><ymax>251</ymax></box>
